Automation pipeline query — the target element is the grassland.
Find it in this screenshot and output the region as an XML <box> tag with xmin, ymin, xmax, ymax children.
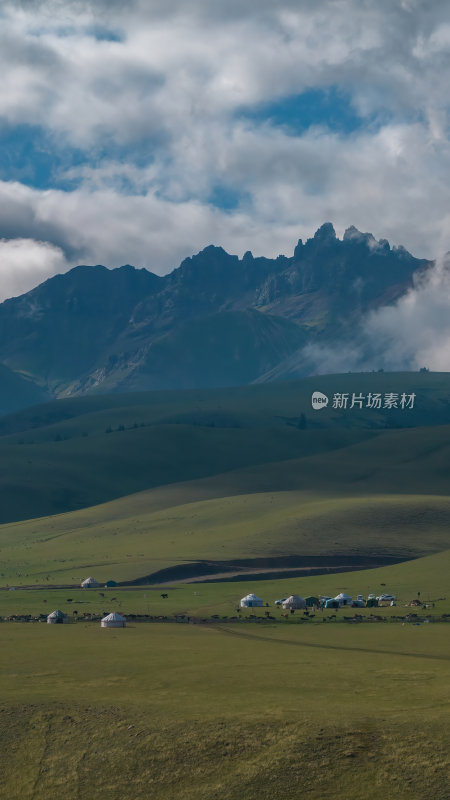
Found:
<box><xmin>1</xmin><ymin>372</ymin><xmax>450</xmax><ymax>797</ymax></box>
<box><xmin>1</xmin><ymin>549</ymin><xmax>449</xmax><ymax>799</ymax></box>
<box><xmin>0</xmin><ymin>622</ymin><xmax>449</xmax><ymax>799</ymax></box>
<box><xmin>2</xmin><ymin>370</ymin><xmax>450</xmax><ymax>524</ymax></box>
<box><xmin>1</xmin><ymin>547</ymin><xmax>449</xmax><ymax>618</ymax></box>
<box><xmin>1</xmin><ymin>490</ymin><xmax>450</xmax><ymax>586</ymax></box>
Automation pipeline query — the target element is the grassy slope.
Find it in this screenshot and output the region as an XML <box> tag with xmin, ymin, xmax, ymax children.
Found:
<box><xmin>0</xmin><ymin>423</ymin><xmax>340</xmax><ymax>523</ymax></box>
<box><xmin>0</xmin><ymin>371</ymin><xmax>448</xmax><ymax>590</ymax></box>
<box><xmin>1</xmin><ymin>370</ymin><xmax>450</xmax><ymax>523</ymax></box>
<box><xmin>1</xmin><ymin>373</ymin><xmax>449</xmax><ymax>798</ymax></box>
<box><xmin>3</xmin><ymin>370</ymin><xmax>450</xmax><ymax>437</ymax></box>
<box><xmin>5</xmin><ymin>416</ymin><xmax>450</xmax><ymax>528</ymax></box>
<box><xmin>2</xmin><ymin>490</ymin><xmax>450</xmax><ymax>586</ymax></box>
<box><xmin>0</xmin><ymin>622</ymin><xmax>448</xmax><ymax>800</ymax></box>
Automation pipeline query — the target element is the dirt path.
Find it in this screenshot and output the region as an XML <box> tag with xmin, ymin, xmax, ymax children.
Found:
<box><xmin>208</xmin><ymin>624</ymin><xmax>450</xmax><ymax>662</ymax></box>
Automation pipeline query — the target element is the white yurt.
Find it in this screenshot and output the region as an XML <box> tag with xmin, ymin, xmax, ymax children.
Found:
<box><xmin>282</xmin><ymin>595</ymin><xmax>306</xmax><ymax>610</ymax></box>
<box><xmin>81</xmin><ymin>577</ymin><xmax>100</xmax><ymax>588</ymax></box>
<box><xmin>334</xmin><ymin>592</ymin><xmax>353</xmax><ymax>607</ymax></box>
<box><xmin>240</xmin><ymin>593</ymin><xmax>263</xmax><ymax>608</ymax></box>
<box><xmin>47</xmin><ymin>609</ymin><xmax>69</xmax><ymax>624</ymax></box>
<box><xmin>101</xmin><ymin>612</ymin><xmax>126</xmax><ymax>628</ymax></box>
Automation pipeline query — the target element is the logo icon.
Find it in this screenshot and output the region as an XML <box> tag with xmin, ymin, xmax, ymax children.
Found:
<box><xmin>311</xmin><ymin>391</ymin><xmax>329</xmax><ymax>410</ymax></box>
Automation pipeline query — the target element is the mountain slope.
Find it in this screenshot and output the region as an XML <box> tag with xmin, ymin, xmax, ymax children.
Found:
<box><xmin>0</xmin><ymin>225</ymin><xmax>430</xmax><ymax>400</ymax></box>
<box><xmin>0</xmin><ymin>264</ymin><xmax>161</xmax><ymax>392</ymax></box>
<box><xmin>0</xmin><ymin>363</ymin><xmax>48</xmax><ymax>415</ymax></box>
<box><xmin>103</xmin><ymin>310</ymin><xmax>308</xmax><ymax>393</ymax></box>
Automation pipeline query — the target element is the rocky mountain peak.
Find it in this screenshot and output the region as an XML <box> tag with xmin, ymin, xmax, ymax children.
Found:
<box><xmin>312</xmin><ymin>221</ymin><xmax>337</xmax><ymax>243</ymax></box>
<box><xmin>0</xmin><ymin>224</ymin><xmax>432</xmax><ymax>402</ymax></box>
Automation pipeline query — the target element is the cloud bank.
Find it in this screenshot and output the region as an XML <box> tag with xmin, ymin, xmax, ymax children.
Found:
<box><xmin>1</xmin><ymin>0</ymin><xmax>450</xmax><ymax>308</ymax></box>
<box><xmin>365</xmin><ymin>255</ymin><xmax>450</xmax><ymax>372</ymax></box>
<box><xmin>304</xmin><ymin>253</ymin><xmax>450</xmax><ymax>374</ymax></box>
<box><xmin>0</xmin><ymin>237</ymin><xmax>68</xmax><ymax>301</ymax></box>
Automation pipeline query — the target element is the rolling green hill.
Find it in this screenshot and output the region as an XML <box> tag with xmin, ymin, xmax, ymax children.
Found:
<box><xmin>1</xmin><ymin>371</ymin><xmax>450</xmax><ymax>524</ymax></box>
<box><xmin>1</xmin><ymin>486</ymin><xmax>450</xmax><ymax>586</ymax></box>
<box><xmin>3</xmin><ymin>369</ymin><xmax>450</xmax><ymax>439</ymax></box>
<box><xmin>0</xmin><ymin>370</ymin><xmax>449</xmax><ymax>592</ymax></box>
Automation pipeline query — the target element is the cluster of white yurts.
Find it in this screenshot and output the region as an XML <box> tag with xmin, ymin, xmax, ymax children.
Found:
<box><xmin>240</xmin><ymin>592</ymin><xmax>312</xmax><ymax>609</ymax></box>
<box><xmin>240</xmin><ymin>592</ymin><xmax>395</xmax><ymax>609</ymax></box>
<box><xmin>240</xmin><ymin>592</ymin><xmax>314</xmax><ymax>609</ymax></box>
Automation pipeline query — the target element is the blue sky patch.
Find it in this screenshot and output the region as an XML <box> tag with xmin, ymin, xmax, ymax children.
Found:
<box><xmin>0</xmin><ymin>123</ymin><xmax>160</xmax><ymax>192</ymax></box>
<box><xmin>0</xmin><ymin>124</ymin><xmax>87</xmax><ymax>190</ymax></box>
<box><xmin>28</xmin><ymin>24</ymin><xmax>124</xmax><ymax>42</ymax></box>
<box><xmin>238</xmin><ymin>87</ymin><xmax>369</xmax><ymax>135</ymax></box>
<box><xmin>85</xmin><ymin>25</ymin><xmax>124</xmax><ymax>42</ymax></box>
<box><xmin>207</xmin><ymin>184</ymin><xmax>251</xmax><ymax>211</ymax></box>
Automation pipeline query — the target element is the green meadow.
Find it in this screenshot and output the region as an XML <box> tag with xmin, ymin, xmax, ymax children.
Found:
<box><xmin>2</xmin><ymin>491</ymin><xmax>450</xmax><ymax>586</ymax></box>
<box><xmin>1</xmin><ymin>547</ymin><xmax>449</xmax><ymax>618</ymax></box>
<box><xmin>1</xmin><ymin>373</ymin><xmax>450</xmax><ymax>797</ymax></box>
<box><xmin>2</xmin><ymin>370</ymin><xmax>450</xmax><ymax>525</ymax></box>
<box><xmin>0</xmin><ymin>622</ymin><xmax>449</xmax><ymax>799</ymax></box>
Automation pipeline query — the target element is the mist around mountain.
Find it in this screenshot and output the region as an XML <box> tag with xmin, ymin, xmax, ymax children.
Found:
<box><xmin>0</xmin><ymin>223</ymin><xmax>431</xmax><ymax>408</ymax></box>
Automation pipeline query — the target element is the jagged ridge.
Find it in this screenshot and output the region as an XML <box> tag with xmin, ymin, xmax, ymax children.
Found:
<box><xmin>0</xmin><ymin>224</ymin><xmax>430</xmax><ymax>404</ymax></box>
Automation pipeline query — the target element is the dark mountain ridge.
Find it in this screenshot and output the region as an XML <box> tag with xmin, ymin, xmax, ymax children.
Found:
<box><xmin>0</xmin><ymin>223</ymin><xmax>431</xmax><ymax>407</ymax></box>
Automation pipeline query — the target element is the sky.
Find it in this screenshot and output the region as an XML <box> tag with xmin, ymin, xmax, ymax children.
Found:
<box><xmin>1</xmin><ymin>0</ymin><xmax>450</xmax><ymax>300</ymax></box>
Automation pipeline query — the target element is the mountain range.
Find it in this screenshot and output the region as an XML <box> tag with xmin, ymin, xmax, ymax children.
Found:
<box><xmin>0</xmin><ymin>223</ymin><xmax>431</xmax><ymax>410</ymax></box>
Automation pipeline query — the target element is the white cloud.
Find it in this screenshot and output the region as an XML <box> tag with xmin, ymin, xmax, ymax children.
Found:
<box><xmin>0</xmin><ymin>0</ymin><xmax>449</xmax><ymax>147</ymax></box>
<box><xmin>0</xmin><ymin>237</ymin><xmax>69</xmax><ymax>301</ymax></box>
<box><xmin>303</xmin><ymin>251</ymin><xmax>450</xmax><ymax>374</ymax></box>
<box><xmin>0</xmin><ymin>178</ymin><xmax>303</xmax><ymax>275</ymax></box>
<box><xmin>365</xmin><ymin>254</ymin><xmax>450</xmax><ymax>371</ymax></box>
<box><xmin>1</xmin><ymin>115</ymin><xmax>449</xmax><ymax>285</ymax></box>
<box><xmin>0</xmin><ymin>1</ymin><xmax>450</xmax><ymax>299</ymax></box>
